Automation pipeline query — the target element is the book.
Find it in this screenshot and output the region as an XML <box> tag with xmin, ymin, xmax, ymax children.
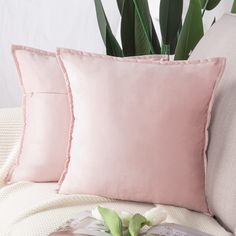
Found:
<box><xmin>49</xmin><ymin>211</ymin><xmax>213</xmax><ymax>236</ymax></box>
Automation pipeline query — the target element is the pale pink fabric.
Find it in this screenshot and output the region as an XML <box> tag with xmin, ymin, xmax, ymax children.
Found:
<box><xmin>7</xmin><ymin>47</ymin><xmax>164</xmax><ymax>183</ymax></box>
<box><xmin>7</xmin><ymin>46</ymin><xmax>71</xmax><ymax>182</ymax></box>
<box><xmin>57</xmin><ymin>49</ymin><xmax>226</xmax><ymax>214</ymax></box>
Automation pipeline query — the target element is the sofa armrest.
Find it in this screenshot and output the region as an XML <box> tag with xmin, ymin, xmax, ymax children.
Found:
<box><xmin>0</xmin><ymin>107</ymin><xmax>23</xmax><ymax>171</ymax></box>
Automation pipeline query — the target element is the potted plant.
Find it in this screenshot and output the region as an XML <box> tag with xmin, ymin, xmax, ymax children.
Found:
<box><xmin>94</xmin><ymin>0</ymin><xmax>236</xmax><ymax>60</ymax></box>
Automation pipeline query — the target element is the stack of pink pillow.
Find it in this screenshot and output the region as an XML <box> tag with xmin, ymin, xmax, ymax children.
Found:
<box><xmin>6</xmin><ymin>45</ymin><xmax>226</xmax><ymax>215</ymax></box>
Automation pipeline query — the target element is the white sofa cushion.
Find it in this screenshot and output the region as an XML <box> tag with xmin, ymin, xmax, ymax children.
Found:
<box><xmin>190</xmin><ymin>14</ymin><xmax>236</xmax><ymax>235</ymax></box>
<box><xmin>0</xmin><ymin>108</ymin><xmax>22</xmax><ymax>187</ymax></box>
<box><xmin>0</xmin><ymin>107</ymin><xmax>22</xmax><ymax>170</ymax></box>
<box><xmin>0</xmin><ymin>182</ymin><xmax>232</xmax><ymax>236</ymax></box>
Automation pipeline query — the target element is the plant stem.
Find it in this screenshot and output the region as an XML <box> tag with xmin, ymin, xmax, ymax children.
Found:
<box><xmin>161</xmin><ymin>44</ymin><xmax>170</xmax><ymax>56</ymax></box>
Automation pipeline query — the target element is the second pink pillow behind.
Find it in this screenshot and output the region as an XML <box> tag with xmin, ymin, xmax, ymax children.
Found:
<box><xmin>8</xmin><ymin>46</ymin><xmax>71</xmax><ymax>182</ymax></box>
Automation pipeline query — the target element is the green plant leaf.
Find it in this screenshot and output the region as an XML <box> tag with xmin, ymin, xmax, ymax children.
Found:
<box><xmin>169</xmin><ymin>36</ymin><xmax>177</xmax><ymax>54</ymax></box>
<box><xmin>94</xmin><ymin>0</ymin><xmax>123</xmax><ymax>57</ymax></box>
<box><xmin>159</xmin><ymin>0</ymin><xmax>183</xmax><ymax>55</ymax></box>
<box><xmin>151</xmin><ymin>21</ymin><xmax>161</xmax><ymax>54</ymax></box>
<box><xmin>201</xmin><ymin>0</ymin><xmax>221</xmax><ymax>10</ymax></box>
<box><xmin>206</xmin><ymin>0</ymin><xmax>221</xmax><ymax>10</ymax></box>
<box><xmin>128</xmin><ymin>214</ymin><xmax>147</xmax><ymax>236</ymax></box>
<box><xmin>175</xmin><ymin>0</ymin><xmax>203</xmax><ymax>60</ymax></box>
<box><xmin>121</xmin><ymin>0</ymin><xmax>135</xmax><ymax>56</ymax></box>
<box><xmin>117</xmin><ymin>0</ymin><xmax>125</xmax><ymax>14</ymax></box>
<box><xmin>105</xmin><ymin>29</ymin><xmax>124</xmax><ymax>57</ymax></box>
<box><xmin>121</xmin><ymin>0</ymin><xmax>160</xmax><ymax>56</ymax></box>
<box><xmin>132</xmin><ymin>0</ymin><xmax>155</xmax><ymax>54</ymax></box>
<box><xmin>169</xmin><ymin>18</ymin><xmax>182</xmax><ymax>55</ymax></box>
<box><xmin>98</xmin><ymin>206</ymin><xmax>123</xmax><ymax>236</ymax></box>
<box><xmin>200</xmin><ymin>0</ymin><xmax>206</xmax><ymax>8</ymax></box>
<box><xmin>232</xmin><ymin>0</ymin><xmax>236</xmax><ymax>13</ymax></box>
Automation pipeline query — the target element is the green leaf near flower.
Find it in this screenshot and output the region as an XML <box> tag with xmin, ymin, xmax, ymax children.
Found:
<box><xmin>128</xmin><ymin>214</ymin><xmax>147</xmax><ymax>236</ymax></box>
<box><xmin>98</xmin><ymin>206</ymin><xmax>123</xmax><ymax>236</ymax></box>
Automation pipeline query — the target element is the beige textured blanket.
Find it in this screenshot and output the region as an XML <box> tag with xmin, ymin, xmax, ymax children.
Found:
<box><xmin>0</xmin><ymin>108</ymin><xmax>233</xmax><ymax>236</ymax></box>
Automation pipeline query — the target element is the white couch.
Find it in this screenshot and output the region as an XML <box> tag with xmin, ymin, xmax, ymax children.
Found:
<box><xmin>0</xmin><ymin>107</ymin><xmax>233</xmax><ymax>236</ymax></box>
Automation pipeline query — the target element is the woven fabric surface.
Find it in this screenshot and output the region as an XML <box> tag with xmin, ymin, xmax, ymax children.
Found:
<box><xmin>0</xmin><ymin>107</ymin><xmax>22</xmax><ymax>183</ymax></box>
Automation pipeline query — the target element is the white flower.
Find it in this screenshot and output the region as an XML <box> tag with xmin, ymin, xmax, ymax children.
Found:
<box><xmin>91</xmin><ymin>206</ymin><xmax>103</xmax><ymax>221</ymax></box>
<box><xmin>119</xmin><ymin>211</ymin><xmax>132</xmax><ymax>227</ymax></box>
<box><xmin>144</xmin><ymin>207</ymin><xmax>167</xmax><ymax>226</ymax></box>
<box><xmin>91</xmin><ymin>207</ymin><xmax>132</xmax><ymax>227</ymax></box>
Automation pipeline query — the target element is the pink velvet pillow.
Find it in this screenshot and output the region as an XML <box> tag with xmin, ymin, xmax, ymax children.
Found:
<box><xmin>7</xmin><ymin>46</ymin><xmax>164</xmax><ymax>183</ymax></box>
<box><xmin>57</xmin><ymin>49</ymin><xmax>225</xmax><ymax>213</ymax></box>
<box><xmin>7</xmin><ymin>46</ymin><xmax>71</xmax><ymax>182</ymax></box>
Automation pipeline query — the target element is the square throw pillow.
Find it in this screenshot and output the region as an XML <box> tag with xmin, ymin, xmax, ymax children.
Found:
<box><xmin>7</xmin><ymin>46</ymin><xmax>165</xmax><ymax>183</ymax></box>
<box><xmin>57</xmin><ymin>49</ymin><xmax>225</xmax><ymax>214</ymax></box>
<box><xmin>7</xmin><ymin>45</ymin><xmax>71</xmax><ymax>182</ymax></box>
